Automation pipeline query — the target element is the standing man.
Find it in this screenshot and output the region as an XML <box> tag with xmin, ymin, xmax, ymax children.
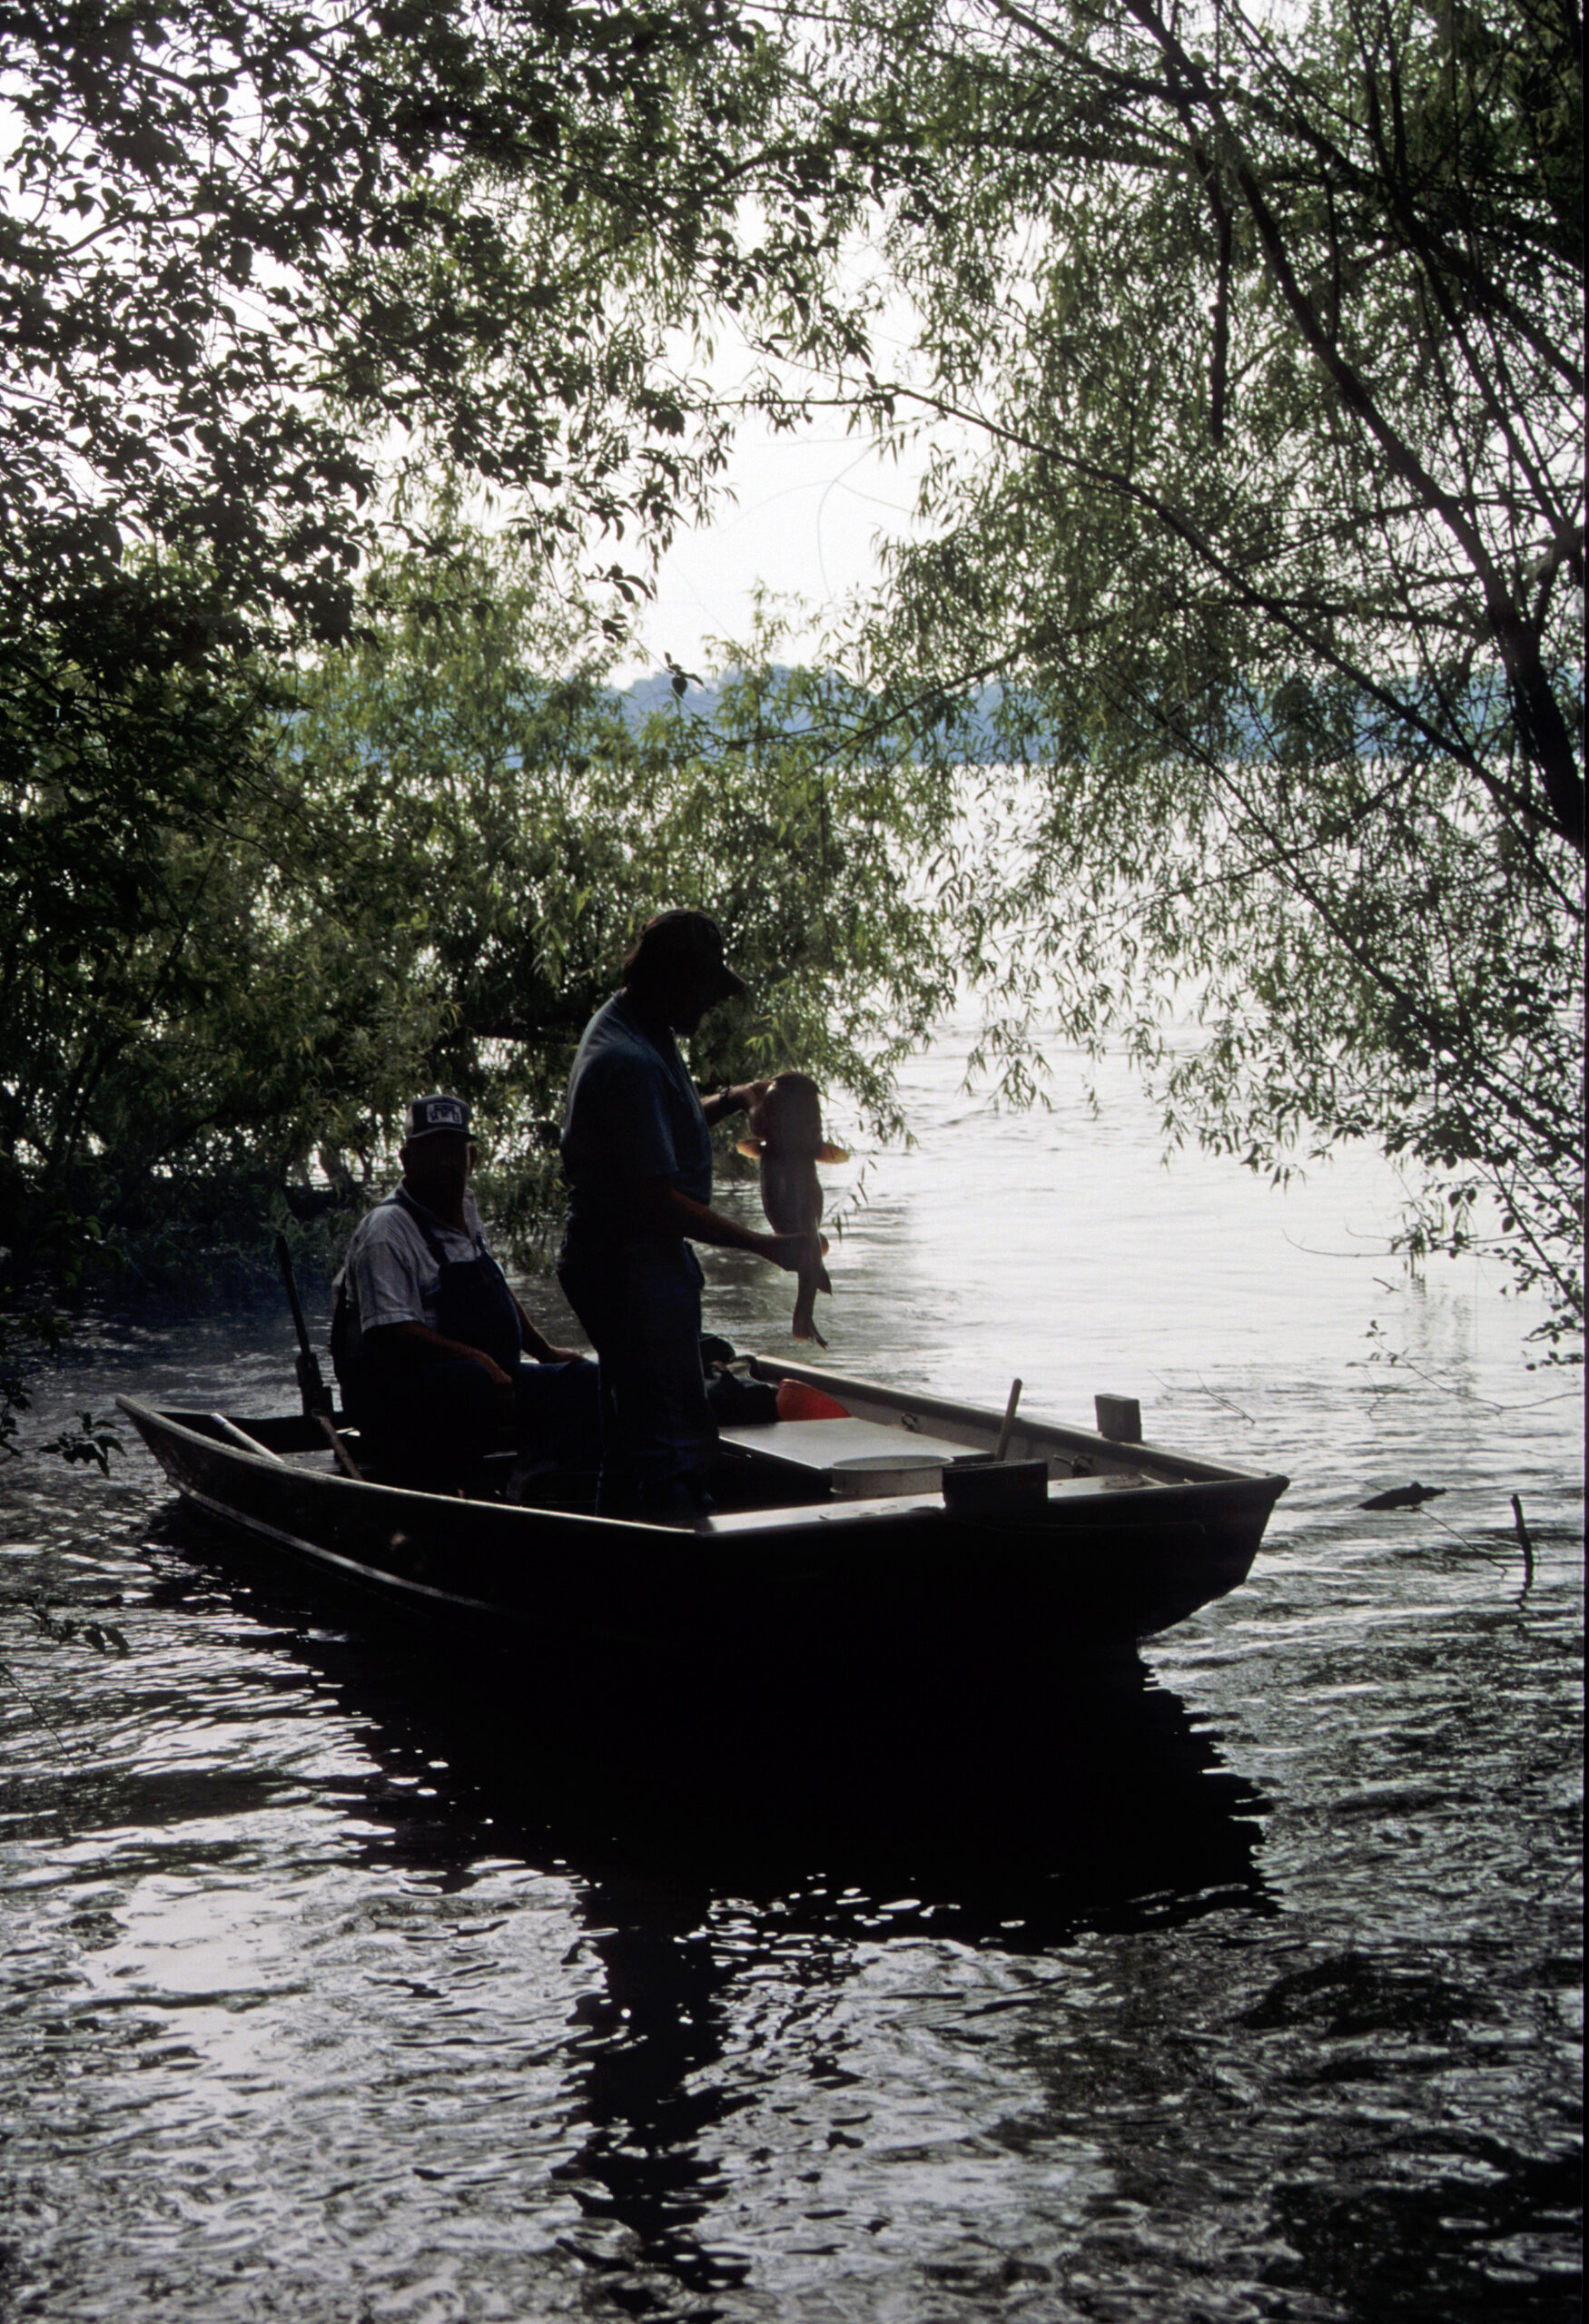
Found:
<box><xmin>558</xmin><ymin>910</ymin><xmax>826</xmax><ymax>1523</ymax></box>
<box><xmin>333</xmin><ymin>1094</ymin><xmax>598</xmax><ymax>1492</ymax></box>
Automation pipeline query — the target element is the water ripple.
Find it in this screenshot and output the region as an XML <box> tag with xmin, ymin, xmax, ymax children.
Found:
<box><xmin>1</xmin><ymin>1033</ymin><xmax>1579</xmax><ymax>2321</ymax></box>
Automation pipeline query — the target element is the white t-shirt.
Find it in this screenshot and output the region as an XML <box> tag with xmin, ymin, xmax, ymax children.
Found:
<box><xmin>334</xmin><ymin>1188</ymin><xmax>489</xmax><ymax>1369</ymax></box>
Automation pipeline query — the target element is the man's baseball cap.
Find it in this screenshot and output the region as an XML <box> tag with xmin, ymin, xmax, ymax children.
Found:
<box><xmin>402</xmin><ymin>1094</ymin><xmax>471</xmax><ymax>1141</ymax></box>
<box><xmin>625</xmin><ymin>909</ymin><xmax>747</xmax><ymax>1003</ymax></box>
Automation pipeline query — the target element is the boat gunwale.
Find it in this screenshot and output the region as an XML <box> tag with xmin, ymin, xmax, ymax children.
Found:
<box><xmin>115</xmin><ymin>1388</ymin><xmax>1289</xmax><ymax>1544</ymax></box>
<box><xmin>742</xmin><ymin>1355</ymin><xmax>1271</xmax><ymax>1487</ymax></box>
<box><xmin>115</xmin><ymin>1394</ymin><xmax>674</xmax><ymax>1541</ymax></box>
<box><xmin>114</xmin><ymin>1390</ymin><xmax>1289</xmax><ymax>1646</ymax></box>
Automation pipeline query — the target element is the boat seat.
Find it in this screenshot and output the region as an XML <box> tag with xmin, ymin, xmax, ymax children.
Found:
<box><xmin>716</xmin><ymin>1413</ymin><xmax>984</xmax><ymax>1497</ymax></box>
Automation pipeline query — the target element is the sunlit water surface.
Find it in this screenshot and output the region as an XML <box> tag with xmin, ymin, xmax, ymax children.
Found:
<box><xmin>2</xmin><ymin>1025</ymin><xmax>1580</xmax><ymax>2322</ymax></box>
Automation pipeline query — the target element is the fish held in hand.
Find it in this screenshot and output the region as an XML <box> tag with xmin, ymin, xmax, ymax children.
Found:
<box><xmin>736</xmin><ymin>1073</ymin><xmax>847</xmax><ymax>1345</ymax></box>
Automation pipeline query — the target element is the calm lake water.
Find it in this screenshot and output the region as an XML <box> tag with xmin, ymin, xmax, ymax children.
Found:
<box><xmin>2</xmin><ymin>1022</ymin><xmax>1581</xmax><ymax>2322</ymax></box>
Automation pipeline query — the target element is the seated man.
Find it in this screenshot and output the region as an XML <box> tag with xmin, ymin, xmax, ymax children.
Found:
<box><xmin>332</xmin><ymin>1094</ymin><xmax>599</xmax><ymax>1492</ymax></box>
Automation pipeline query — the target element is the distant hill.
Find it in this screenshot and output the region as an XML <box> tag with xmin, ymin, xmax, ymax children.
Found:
<box><xmin>611</xmin><ymin>667</ymin><xmax>1537</xmax><ymax>765</ymax></box>
<box><xmin>612</xmin><ymin>666</ymin><xmax>1014</xmax><ymax>755</ymax></box>
<box><xmin>615</xmin><ymin>669</ymin><xmax>725</xmax><ymax>724</ymax></box>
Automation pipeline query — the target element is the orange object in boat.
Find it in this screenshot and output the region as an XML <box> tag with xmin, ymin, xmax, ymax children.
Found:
<box><xmin>775</xmin><ymin>1377</ymin><xmax>851</xmax><ymax>1423</ymax></box>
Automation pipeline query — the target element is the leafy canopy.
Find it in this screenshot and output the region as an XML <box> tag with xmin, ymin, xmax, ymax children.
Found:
<box><xmin>755</xmin><ymin>0</ymin><xmax>1584</xmax><ymax>1353</ymax></box>
<box><xmin>0</xmin><ymin>0</ymin><xmax>864</xmax><ymax>1440</ymax></box>
<box><xmin>0</xmin><ymin>530</ymin><xmax>958</xmax><ymax>1307</ymax></box>
<box><xmin>0</xmin><ymin>0</ymin><xmax>863</xmax><ymax>648</ymax></box>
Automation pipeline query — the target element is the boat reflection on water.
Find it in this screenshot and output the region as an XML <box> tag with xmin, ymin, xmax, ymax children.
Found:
<box><xmin>158</xmin><ymin>1499</ymin><xmax>1270</xmax><ymax>1947</ymax></box>
<box><xmin>144</xmin><ymin>1502</ymin><xmax>1275</xmax><ymax>2309</ymax></box>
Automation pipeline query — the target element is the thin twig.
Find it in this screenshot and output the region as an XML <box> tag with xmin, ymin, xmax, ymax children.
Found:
<box><xmin>1422</xmin><ymin>1509</ymin><xmax>1508</xmax><ymax>1569</ymax></box>
<box><xmin>1358</xmin><ymin>1352</ymin><xmax>1577</xmax><ymax>1415</ymax></box>
<box><xmin>1149</xmin><ymin>1371</ymin><xmax>1256</xmax><ymax>1423</ymax></box>
<box><xmin>0</xmin><ymin>1659</ymin><xmax>80</xmax><ymax>1762</ymax></box>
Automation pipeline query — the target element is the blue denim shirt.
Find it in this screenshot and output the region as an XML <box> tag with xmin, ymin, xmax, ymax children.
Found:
<box><xmin>560</xmin><ymin>994</ymin><xmax>713</xmax><ymax>1232</ymax></box>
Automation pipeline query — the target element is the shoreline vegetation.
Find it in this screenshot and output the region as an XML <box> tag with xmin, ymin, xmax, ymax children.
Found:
<box><xmin>3</xmin><ymin>0</ymin><xmax>1581</xmax><ymax>1456</ymax></box>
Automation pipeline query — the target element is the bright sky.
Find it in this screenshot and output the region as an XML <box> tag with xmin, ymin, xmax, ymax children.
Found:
<box><xmin>613</xmin><ymin>414</ymin><xmax>923</xmax><ymax>684</ymax></box>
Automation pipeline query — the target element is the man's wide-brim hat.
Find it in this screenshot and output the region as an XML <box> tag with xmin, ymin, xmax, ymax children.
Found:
<box><xmin>403</xmin><ymin>1094</ymin><xmax>471</xmax><ymax>1141</ymax></box>
<box><xmin>625</xmin><ymin>909</ymin><xmax>747</xmax><ymax>1003</ymax></box>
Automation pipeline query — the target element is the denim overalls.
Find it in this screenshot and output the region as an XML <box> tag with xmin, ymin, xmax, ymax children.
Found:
<box><xmin>343</xmin><ymin>1192</ymin><xmax>597</xmax><ymax>1488</ymax></box>
<box><xmin>392</xmin><ymin>1189</ymin><xmax>523</xmax><ymax>1374</ymax></box>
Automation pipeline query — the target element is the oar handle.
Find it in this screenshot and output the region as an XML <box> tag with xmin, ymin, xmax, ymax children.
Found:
<box><xmin>275</xmin><ymin>1234</ymin><xmax>333</xmax><ymax>1416</ymax></box>
<box><xmin>995</xmin><ymin>1377</ymin><xmax>1022</xmax><ymax>1462</ymax></box>
<box><xmin>275</xmin><ymin>1233</ymin><xmax>311</xmax><ymax>1347</ymax></box>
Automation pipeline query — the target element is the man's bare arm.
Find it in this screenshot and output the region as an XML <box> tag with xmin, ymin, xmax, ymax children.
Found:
<box><xmin>509</xmin><ymin>1293</ymin><xmax>587</xmax><ymax>1366</ymax></box>
<box><xmin>698</xmin><ymin>1079</ymin><xmax>768</xmax><ymax>1128</ymax></box>
<box><xmin>634</xmin><ymin>1179</ymin><xmax>830</xmax><ymax>1290</ymax></box>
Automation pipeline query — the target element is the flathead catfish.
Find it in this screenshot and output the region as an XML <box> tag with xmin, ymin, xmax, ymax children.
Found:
<box><xmin>736</xmin><ymin>1073</ymin><xmax>848</xmax><ymax>1344</ymax></box>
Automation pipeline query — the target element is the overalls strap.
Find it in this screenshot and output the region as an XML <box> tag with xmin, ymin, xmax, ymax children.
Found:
<box><xmin>393</xmin><ymin>1188</ymin><xmax>523</xmax><ymax>1374</ymax></box>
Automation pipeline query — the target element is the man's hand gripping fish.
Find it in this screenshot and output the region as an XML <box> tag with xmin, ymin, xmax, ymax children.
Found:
<box><xmin>736</xmin><ymin>1073</ymin><xmax>846</xmax><ymax>1345</ymax></box>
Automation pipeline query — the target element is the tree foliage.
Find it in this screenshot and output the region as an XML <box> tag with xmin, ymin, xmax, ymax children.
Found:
<box><xmin>772</xmin><ymin>0</ymin><xmax>1584</xmax><ymax>1352</ymax></box>
<box><xmin>0</xmin><ymin>0</ymin><xmax>859</xmax><ymax>646</ymax></box>
<box><xmin>277</xmin><ymin>543</ymin><xmax>958</xmax><ymax>1251</ymax></box>
<box><xmin>0</xmin><ymin>0</ymin><xmax>860</xmax><ymax>1437</ymax></box>
<box><xmin>2</xmin><ymin>0</ymin><xmax>1580</xmax><ymax>1413</ymax></box>
<box><xmin>0</xmin><ymin>533</ymin><xmax>955</xmax><ymax>1334</ymax></box>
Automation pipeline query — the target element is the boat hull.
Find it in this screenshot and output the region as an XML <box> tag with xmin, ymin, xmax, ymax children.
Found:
<box><xmin>119</xmin><ymin>1369</ymin><xmax>1287</xmax><ymax>1678</ymax></box>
